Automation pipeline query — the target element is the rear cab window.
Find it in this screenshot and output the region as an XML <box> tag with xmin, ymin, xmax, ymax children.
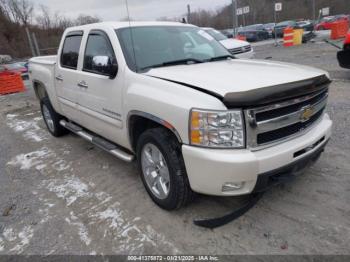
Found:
<box><xmin>60</xmin><ymin>31</ymin><xmax>83</xmax><ymax>70</ymax></box>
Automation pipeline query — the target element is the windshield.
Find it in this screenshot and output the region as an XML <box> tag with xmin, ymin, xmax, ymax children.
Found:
<box><xmin>116</xmin><ymin>26</ymin><xmax>231</xmax><ymax>72</ymax></box>
<box><xmin>204</xmin><ymin>29</ymin><xmax>227</xmax><ymax>41</ymax></box>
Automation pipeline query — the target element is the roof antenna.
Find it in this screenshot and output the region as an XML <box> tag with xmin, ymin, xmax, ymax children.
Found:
<box><xmin>125</xmin><ymin>0</ymin><xmax>138</xmax><ymax>72</ymax></box>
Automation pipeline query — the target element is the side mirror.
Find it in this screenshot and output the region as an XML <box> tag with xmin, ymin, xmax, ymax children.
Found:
<box><xmin>109</xmin><ymin>62</ymin><xmax>118</xmax><ymax>79</ymax></box>
<box><xmin>92</xmin><ymin>55</ymin><xmax>118</xmax><ymax>79</ymax></box>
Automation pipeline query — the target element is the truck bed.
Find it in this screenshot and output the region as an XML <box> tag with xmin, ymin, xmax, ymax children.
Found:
<box><xmin>30</xmin><ymin>55</ymin><xmax>57</xmax><ymax>65</ymax></box>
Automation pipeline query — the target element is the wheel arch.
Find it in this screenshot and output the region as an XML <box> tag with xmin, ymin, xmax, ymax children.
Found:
<box><xmin>127</xmin><ymin>111</ymin><xmax>183</xmax><ymax>152</ymax></box>
<box><xmin>33</xmin><ymin>80</ymin><xmax>48</xmax><ymax>100</ymax></box>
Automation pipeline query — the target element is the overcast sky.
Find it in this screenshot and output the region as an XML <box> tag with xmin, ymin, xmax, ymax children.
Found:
<box><xmin>32</xmin><ymin>0</ymin><xmax>232</xmax><ymax>21</ymax></box>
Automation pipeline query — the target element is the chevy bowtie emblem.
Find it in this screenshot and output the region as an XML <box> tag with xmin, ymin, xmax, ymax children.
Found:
<box><xmin>300</xmin><ymin>106</ymin><xmax>314</xmax><ymax>122</ymax></box>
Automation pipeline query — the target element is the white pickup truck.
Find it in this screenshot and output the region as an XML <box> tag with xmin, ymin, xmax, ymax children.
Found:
<box><xmin>29</xmin><ymin>22</ymin><xmax>332</xmax><ymax>211</ymax></box>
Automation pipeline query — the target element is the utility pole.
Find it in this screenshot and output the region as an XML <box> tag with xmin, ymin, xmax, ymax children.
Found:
<box><xmin>274</xmin><ymin>2</ymin><xmax>278</xmax><ymax>46</ymax></box>
<box><xmin>232</xmin><ymin>0</ymin><xmax>238</xmax><ymax>37</ymax></box>
<box><xmin>32</xmin><ymin>32</ymin><xmax>40</xmax><ymax>56</ymax></box>
<box><xmin>187</xmin><ymin>4</ymin><xmax>191</xmax><ymax>24</ymax></box>
<box><xmin>312</xmin><ymin>0</ymin><xmax>316</xmax><ymax>20</ymax></box>
<box><xmin>25</xmin><ymin>27</ymin><xmax>36</xmax><ymax>57</ymax></box>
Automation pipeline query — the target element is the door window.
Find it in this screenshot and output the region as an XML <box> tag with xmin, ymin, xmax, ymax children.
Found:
<box><xmin>61</xmin><ymin>33</ymin><xmax>83</xmax><ymax>70</ymax></box>
<box><xmin>83</xmin><ymin>31</ymin><xmax>117</xmax><ymax>76</ymax></box>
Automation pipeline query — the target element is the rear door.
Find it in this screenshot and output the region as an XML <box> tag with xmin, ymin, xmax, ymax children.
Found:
<box><xmin>55</xmin><ymin>31</ymin><xmax>83</xmax><ymax>123</ymax></box>
<box><xmin>75</xmin><ymin>29</ymin><xmax>124</xmax><ymax>143</ymax></box>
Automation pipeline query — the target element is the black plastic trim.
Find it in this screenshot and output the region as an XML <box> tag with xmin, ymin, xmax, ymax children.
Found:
<box><xmin>253</xmin><ymin>138</ymin><xmax>329</xmax><ymax>193</ymax></box>
<box><xmin>337</xmin><ymin>49</ymin><xmax>350</xmax><ymax>69</ymax></box>
<box><xmin>224</xmin><ymin>75</ymin><xmax>331</xmax><ymax>108</ymax></box>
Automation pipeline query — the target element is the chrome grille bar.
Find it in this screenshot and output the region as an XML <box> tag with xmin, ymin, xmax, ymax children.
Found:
<box><xmin>257</xmin><ymin>95</ymin><xmax>327</xmax><ymax>133</ymax></box>
<box><xmin>244</xmin><ymin>90</ymin><xmax>328</xmax><ymax>150</ymax></box>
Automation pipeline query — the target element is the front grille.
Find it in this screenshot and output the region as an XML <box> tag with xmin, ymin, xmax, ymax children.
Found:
<box><xmin>257</xmin><ymin>108</ymin><xmax>324</xmax><ymax>145</ymax></box>
<box><xmin>229</xmin><ymin>45</ymin><xmax>252</xmax><ymax>55</ymax></box>
<box><xmin>255</xmin><ymin>91</ymin><xmax>327</xmax><ymax>122</ymax></box>
<box><xmin>245</xmin><ymin>89</ymin><xmax>328</xmax><ymax>149</ymax></box>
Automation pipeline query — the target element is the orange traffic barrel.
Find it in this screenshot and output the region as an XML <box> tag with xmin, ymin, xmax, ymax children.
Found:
<box><xmin>283</xmin><ymin>27</ymin><xmax>294</xmax><ymax>47</ymax></box>
<box><xmin>0</xmin><ymin>72</ymin><xmax>26</xmax><ymax>95</ymax></box>
<box><xmin>236</xmin><ymin>35</ymin><xmax>247</xmax><ymax>41</ymax></box>
<box><xmin>331</xmin><ymin>20</ymin><xmax>349</xmax><ymax>40</ymax></box>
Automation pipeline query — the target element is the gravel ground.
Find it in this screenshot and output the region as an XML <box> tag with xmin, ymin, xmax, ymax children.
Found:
<box><xmin>0</xmin><ymin>41</ymin><xmax>349</xmax><ymax>256</ymax></box>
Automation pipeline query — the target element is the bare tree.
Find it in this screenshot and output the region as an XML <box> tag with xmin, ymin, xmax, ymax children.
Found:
<box><xmin>6</xmin><ymin>0</ymin><xmax>33</xmax><ymax>25</ymax></box>
<box><xmin>74</xmin><ymin>14</ymin><xmax>100</xmax><ymax>26</ymax></box>
<box><xmin>36</xmin><ymin>5</ymin><xmax>51</xmax><ymax>30</ymax></box>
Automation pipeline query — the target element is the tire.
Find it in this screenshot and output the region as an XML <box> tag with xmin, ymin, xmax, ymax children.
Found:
<box><xmin>40</xmin><ymin>97</ymin><xmax>68</xmax><ymax>137</ymax></box>
<box><xmin>136</xmin><ymin>128</ymin><xmax>194</xmax><ymax>210</ymax></box>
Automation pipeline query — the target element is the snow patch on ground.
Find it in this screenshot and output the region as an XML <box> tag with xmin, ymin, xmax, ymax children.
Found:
<box><xmin>45</xmin><ymin>177</ymin><xmax>91</xmax><ymax>206</ymax></box>
<box><xmin>0</xmin><ymin>237</ymin><xmax>4</xmax><ymax>252</ymax></box>
<box><xmin>42</xmin><ymin>175</ymin><xmax>179</xmax><ymax>253</ymax></box>
<box><xmin>65</xmin><ymin>212</ymin><xmax>92</xmax><ymax>246</ymax></box>
<box><xmin>6</xmin><ymin>113</ymin><xmax>48</xmax><ymax>142</ymax></box>
<box><xmin>5</xmin><ymin>226</ymin><xmax>34</xmax><ymax>253</ymax></box>
<box><xmin>7</xmin><ymin>147</ymin><xmax>71</xmax><ymax>173</ymax></box>
<box><xmin>7</xmin><ymin>147</ymin><xmax>53</xmax><ymax>170</ymax></box>
<box><xmin>3</xmin><ymin>228</ymin><xmax>16</xmax><ymax>242</ymax></box>
<box><xmin>93</xmin><ymin>202</ymin><xmax>180</xmax><ymax>254</ymax></box>
<box><xmin>52</xmin><ymin>160</ymin><xmax>70</xmax><ymax>171</ymax></box>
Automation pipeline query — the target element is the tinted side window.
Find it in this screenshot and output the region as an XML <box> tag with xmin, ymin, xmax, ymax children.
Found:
<box><xmin>61</xmin><ymin>34</ymin><xmax>82</xmax><ymax>69</ymax></box>
<box><xmin>83</xmin><ymin>33</ymin><xmax>116</xmax><ymax>75</ymax></box>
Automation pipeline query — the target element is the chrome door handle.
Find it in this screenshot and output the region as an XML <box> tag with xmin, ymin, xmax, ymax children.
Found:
<box><xmin>77</xmin><ymin>81</ymin><xmax>88</xmax><ymax>88</ymax></box>
<box><xmin>55</xmin><ymin>75</ymin><xmax>63</xmax><ymax>81</ymax></box>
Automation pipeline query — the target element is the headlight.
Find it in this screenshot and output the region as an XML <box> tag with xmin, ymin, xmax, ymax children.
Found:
<box><xmin>190</xmin><ymin>109</ymin><xmax>245</xmax><ymax>148</ymax></box>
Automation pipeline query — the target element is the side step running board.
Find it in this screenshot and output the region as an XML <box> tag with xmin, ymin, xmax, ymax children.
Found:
<box><xmin>60</xmin><ymin>120</ymin><xmax>135</xmax><ymax>162</ymax></box>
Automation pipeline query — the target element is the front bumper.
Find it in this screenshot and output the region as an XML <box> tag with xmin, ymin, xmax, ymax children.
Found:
<box><xmin>182</xmin><ymin>114</ymin><xmax>332</xmax><ymax>196</ymax></box>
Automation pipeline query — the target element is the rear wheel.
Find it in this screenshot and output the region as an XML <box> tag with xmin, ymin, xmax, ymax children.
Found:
<box><xmin>40</xmin><ymin>97</ymin><xmax>68</xmax><ymax>137</ymax></box>
<box><xmin>136</xmin><ymin>128</ymin><xmax>194</xmax><ymax>210</ymax></box>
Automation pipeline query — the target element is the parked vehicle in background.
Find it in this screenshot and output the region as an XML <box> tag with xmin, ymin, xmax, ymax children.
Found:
<box><xmin>273</xmin><ymin>20</ymin><xmax>298</xmax><ymax>37</ymax></box>
<box><xmin>297</xmin><ymin>20</ymin><xmax>315</xmax><ymax>32</ymax></box>
<box><xmin>315</xmin><ymin>15</ymin><xmax>349</xmax><ymax>31</ymax></box>
<box><xmin>0</xmin><ymin>55</ymin><xmax>12</xmax><ymax>64</ymax></box>
<box><xmin>29</xmin><ymin>22</ymin><xmax>332</xmax><ymax>211</ymax></box>
<box><xmin>0</xmin><ymin>62</ymin><xmax>29</xmax><ymax>80</ymax></box>
<box><xmin>220</xmin><ymin>29</ymin><xmax>235</xmax><ymax>38</ymax></box>
<box><xmin>17</xmin><ymin>61</ymin><xmax>29</xmax><ymax>69</ymax></box>
<box><xmin>263</xmin><ymin>23</ymin><xmax>275</xmax><ymax>38</ymax></box>
<box><xmin>202</xmin><ymin>28</ymin><xmax>254</xmax><ymax>59</ymax></box>
<box><xmin>337</xmin><ymin>32</ymin><xmax>350</xmax><ymax>69</ymax></box>
<box><xmin>238</xmin><ymin>24</ymin><xmax>269</xmax><ymax>42</ymax></box>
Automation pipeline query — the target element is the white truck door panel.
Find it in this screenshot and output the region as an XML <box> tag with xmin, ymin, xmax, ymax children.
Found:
<box><xmin>56</xmin><ymin>31</ymin><xmax>84</xmax><ymax>123</ymax></box>
<box><xmin>75</xmin><ymin>30</ymin><xmax>123</xmax><ymax>142</ymax></box>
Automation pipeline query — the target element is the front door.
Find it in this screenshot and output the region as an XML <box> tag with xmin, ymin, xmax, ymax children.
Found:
<box><xmin>75</xmin><ymin>29</ymin><xmax>123</xmax><ymax>143</ymax></box>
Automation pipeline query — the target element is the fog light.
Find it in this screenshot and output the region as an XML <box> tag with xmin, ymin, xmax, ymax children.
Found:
<box><xmin>222</xmin><ymin>182</ymin><xmax>245</xmax><ymax>192</ymax></box>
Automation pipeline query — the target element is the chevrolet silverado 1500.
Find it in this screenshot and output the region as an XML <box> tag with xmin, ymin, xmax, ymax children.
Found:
<box><xmin>29</xmin><ymin>22</ymin><xmax>332</xmax><ymax>210</ymax></box>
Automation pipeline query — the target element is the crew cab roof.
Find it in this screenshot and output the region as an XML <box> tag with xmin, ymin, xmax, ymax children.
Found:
<box><xmin>64</xmin><ymin>21</ymin><xmax>196</xmax><ymax>32</ymax></box>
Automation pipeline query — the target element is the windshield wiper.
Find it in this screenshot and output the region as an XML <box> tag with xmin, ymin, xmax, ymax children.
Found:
<box><xmin>207</xmin><ymin>55</ymin><xmax>235</xmax><ymax>62</ymax></box>
<box><xmin>139</xmin><ymin>58</ymin><xmax>204</xmax><ymax>71</ymax></box>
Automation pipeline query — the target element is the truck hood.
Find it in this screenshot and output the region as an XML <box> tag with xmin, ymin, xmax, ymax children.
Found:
<box><xmin>219</xmin><ymin>39</ymin><xmax>250</xmax><ymax>49</ymax></box>
<box><xmin>144</xmin><ymin>59</ymin><xmax>328</xmax><ymax>98</ymax></box>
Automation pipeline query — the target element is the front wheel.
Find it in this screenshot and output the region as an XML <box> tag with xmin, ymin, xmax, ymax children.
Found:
<box><xmin>136</xmin><ymin>128</ymin><xmax>194</xmax><ymax>210</ymax></box>
<box><xmin>40</xmin><ymin>97</ymin><xmax>68</xmax><ymax>137</ymax></box>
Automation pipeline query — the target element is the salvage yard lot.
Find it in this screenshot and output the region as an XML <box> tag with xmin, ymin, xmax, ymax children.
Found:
<box><xmin>0</xmin><ymin>41</ymin><xmax>349</xmax><ymax>255</ymax></box>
